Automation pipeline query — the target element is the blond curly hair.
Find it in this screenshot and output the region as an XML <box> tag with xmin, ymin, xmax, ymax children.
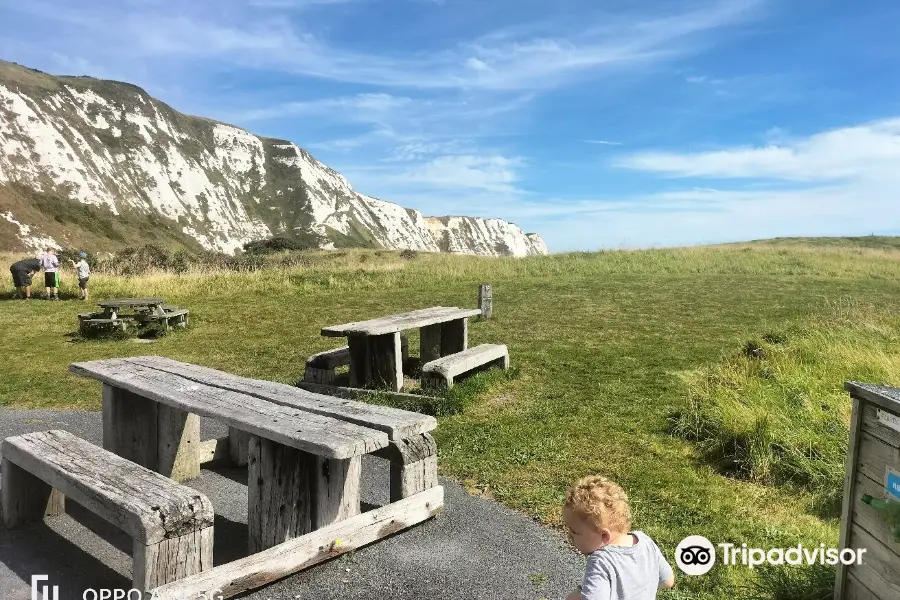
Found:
<box><xmin>565</xmin><ymin>475</ymin><xmax>632</xmax><ymax>533</ymax></box>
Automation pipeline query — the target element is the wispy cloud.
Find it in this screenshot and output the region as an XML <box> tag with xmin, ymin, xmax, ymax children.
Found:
<box><xmin>583</xmin><ymin>139</ymin><xmax>623</xmax><ymax>145</ymax></box>
<box><xmin>614</xmin><ymin>117</ymin><xmax>900</xmax><ymax>181</ymax></box>
<box><xmin>3</xmin><ymin>0</ymin><xmax>764</xmax><ymax>92</ymax></box>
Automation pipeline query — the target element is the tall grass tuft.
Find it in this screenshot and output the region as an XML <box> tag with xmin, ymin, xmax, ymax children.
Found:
<box><xmin>670</xmin><ymin>297</ymin><xmax>900</xmax><ymax>513</ymax></box>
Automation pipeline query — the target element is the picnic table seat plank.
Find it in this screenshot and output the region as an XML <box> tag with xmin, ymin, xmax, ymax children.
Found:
<box><xmin>70</xmin><ymin>359</ymin><xmax>389</xmax><ymax>459</ymax></box>
<box><xmin>97</xmin><ymin>298</ymin><xmax>166</xmax><ymax>308</ymax></box>
<box><xmin>125</xmin><ymin>356</ymin><xmax>437</xmax><ymax>440</ymax></box>
<box><xmin>422</xmin><ymin>343</ymin><xmax>509</xmax><ymax>390</ymax></box>
<box><xmin>321</xmin><ymin>306</ymin><xmax>481</xmax><ymax>337</ymax></box>
<box><xmin>1</xmin><ymin>430</ymin><xmax>214</xmax><ymax>543</ymax></box>
<box><xmin>2</xmin><ymin>430</ymin><xmax>214</xmax><ymax>591</ymax></box>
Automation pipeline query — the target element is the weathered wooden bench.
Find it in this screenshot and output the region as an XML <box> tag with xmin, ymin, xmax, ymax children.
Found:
<box><xmin>305</xmin><ymin>336</ymin><xmax>408</xmax><ymax>385</ymax></box>
<box><xmin>421</xmin><ymin>343</ymin><xmax>509</xmax><ymax>390</ymax></box>
<box><xmin>69</xmin><ymin>356</ymin><xmax>442</xmax><ymax>549</ymax></box>
<box><xmin>79</xmin><ymin>317</ymin><xmax>129</xmax><ymax>334</ymax></box>
<box><xmin>135</xmin><ymin>308</ymin><xmax>190</xmax><ymax>329</ymax></box>
<box><xmin>1</xmin><ymin>429</ymin><xmax>214</xmax><ymax>591</ymax></box>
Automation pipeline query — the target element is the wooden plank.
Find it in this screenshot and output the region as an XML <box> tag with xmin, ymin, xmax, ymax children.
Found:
<box><xmin>150</xmin><ymin>486</ymin><xmax>444</xmax><ymax>600</ymax></box>
<box><xmin>312</xmin><ymin>456</ymin><xmax>361</xmax><ymax>529</ymax></box>
<box><xmin>102</xmin><ymin>383</ymin><xmax>159</xmax><ymax>471</ymax></box>
<box><xmin>295</xmin><ymin>381</ymin><xmax>440</xmax><ymax>406</ymax></box>
<box><xmin>845</xmin><ymin>574</ymin><xmax>879</xmax><ymax>600</ymax></box>
<box><xmin>306</xmin><ymin>346</ymin><xmax>350</xmax><ymax>369</ymax></box>
<box><xmin>422</xmin><ymin>344</ymin><xmax>509</xmax><ymax>379</ymax></box>
<box><xmin>97</xmin><ymin>297</ymin><xmax>166</xmax><ymax>308</ymax></box>
<box><xmin>861</xmin><ymin>403</ymin><xmax>900</xmax><ymax>448</ymax></box>
<box><xmin>157</xmin><ymin>404</ymin><xmax>200</xmax><ymax>482</ymax></box>
<box><xmin>70</xmin><ymin>359</ymin><xmax>388</xmax><ymax>459</ymax></box>
<box><xmin>197</xmin><ymin>437</ymin><xmax>230</xmax><ymax>464</ymax></box>
<box><xmin>836</xmin><ymin>394</ymin><xmax>866</xmax><ymax>600</ymax></box>
<box><xmin>420</xmin><ymin>323</ymin><xmax>442</xmax><ymax>364</ymax></box>
<box><xmin>846</xmin><ymin>383</ymin><xmax>900</xmax><ymax>414</ymax></box>
<box><xmin>322</xmin><ymin>306</ymin><xmax>481</xmax><ymax>337</ymax></box>
<box><xmin>478</xmin><ymin>283</ymin><xmax>493</xmax><ymax>319</ymax></box>
<box><xmin>248</xmin><ymin>436</ymin><xmax>313</xmax><ymax>554</ymax></box>
<box><xmin>856</xmin><ymin>430</ymin><xmax>900</xmax><ymax>486</ymax></box>
<box><xmin>1</xmin><ymin>457</ymin><xmax>65</xmax><ymax>527</ymax></box>
<box><xmin>851</xmin><ymin>472</ymin><xmax>900</xmax><ymax>557</ymax></box>
<box><xmin>128</xmin><ymin>355</ymin><xmax>436</xmax><ymax>439</ymax></box>
<box><xmin>1</xmin><ymin>430</ymin><xmax>214</xmax><ymax>544</ymax></box>
<box><xmin>133</xmin><ymin>527</ymin><xmax>214</xmax><ymax>591</ymax></box>
<box><xmin>228</xmin><ymin>427</ymin><xmax>251</xmax><ymax>467</ymax></box>
<box><xmin>369</xmin><ymin>332</ymin><xmax>403</xmax><ymax>392</ymax></box>
<box><xmin>845</xmin><ymin>526</ymin><xmax>900</xmax><ymax>598</ymax></box>
<box><xmin>439</xmin><ymin>318</ymin><xmax>468</xmax><ymax>356</ymax></box>
<box><xmin>348</xmin><ymin>335</ymin><xmax>369</xmax><ymax>388</ymax></box>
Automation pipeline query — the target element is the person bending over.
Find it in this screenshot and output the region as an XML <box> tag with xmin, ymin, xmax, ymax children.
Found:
<box><xmin>9</xmin><ymin>257</ymin><xmax>40</xmax><ymax>299</ymax></box>
<box><xmin>564</xmin><ymin>476</ymin><xmax>675</xmax><ymax>600</ymax></box>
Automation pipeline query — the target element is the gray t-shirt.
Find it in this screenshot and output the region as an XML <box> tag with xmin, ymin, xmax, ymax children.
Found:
<box><xmin>580</xmin><ymin>531</ymin><xmax>674</xmax><ymax>600</ymax></box>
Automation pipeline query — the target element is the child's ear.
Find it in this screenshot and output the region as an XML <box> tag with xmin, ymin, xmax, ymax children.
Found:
<box><xmin>600</xmin><ymin>529</ymin><xmax>612</xmax><ymax>544</ymax></box>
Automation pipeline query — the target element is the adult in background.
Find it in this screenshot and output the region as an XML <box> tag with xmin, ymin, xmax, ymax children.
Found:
<box><xmin>39</xmin><ymin>247</ymin><xmax>60</xmax><ymax>300</ymax></box>
<box><xmin>9</xmin><ymin>256</ymin><xmax>41</xmax><ymax>299</ymax></box>
<box><xmin>71</xmin><ymin>251</ymin><xmax>91</xmax><ymax>301</ymax></box>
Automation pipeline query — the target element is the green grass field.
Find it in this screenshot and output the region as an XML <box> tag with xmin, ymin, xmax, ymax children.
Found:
<box><xmin>2</xmin><ymin>240</ymin><xmax>899</xmax><ymax>599</ymax></box>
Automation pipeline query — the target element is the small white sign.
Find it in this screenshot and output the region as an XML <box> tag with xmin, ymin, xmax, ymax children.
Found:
<box><xmin>877</xmin><ymin>409</ymin><xmax>900</xmax><ymax>434</ymax></box>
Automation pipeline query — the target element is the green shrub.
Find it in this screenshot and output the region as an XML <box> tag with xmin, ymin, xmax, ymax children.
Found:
<box><xmin>242</xmin><ymin>236</ymin><xmax>313</xmax><ymax>255</ymax></box>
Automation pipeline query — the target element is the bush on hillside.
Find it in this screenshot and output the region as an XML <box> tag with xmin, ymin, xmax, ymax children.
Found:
<box><xmin>243</xmin><ymin>236</ymin><xmax>313</xmax><ymax>255</ymax></box>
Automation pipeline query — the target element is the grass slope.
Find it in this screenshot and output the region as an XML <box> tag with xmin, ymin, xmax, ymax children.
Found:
<box><xmin>2</xmin><ymin>243</ymin><xmax>899</xmax><ymax>598</ymax></box>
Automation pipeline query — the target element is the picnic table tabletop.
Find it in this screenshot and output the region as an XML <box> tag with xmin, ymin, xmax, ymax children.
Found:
<box><xmin>321</xmin><ymin>306</ymin><xmax>481</xmax><ymax>337</ymax></box>
<box><xmin>97</xmin><ymin>297</ymin><xmax>167</xmax><ymax>308</ymax></box>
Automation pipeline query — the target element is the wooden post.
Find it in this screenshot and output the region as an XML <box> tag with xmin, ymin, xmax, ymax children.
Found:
<box><xmin>373</xmin><ymin>433</ymin><xmax>439</xmax><ymax>502</ymax></box>
<box><xmin>440</xmin><ymin>318</ymin><xmax>468</xmax><ymax>356</ymax></box>
<box><xmin>1</xmin><ymin>457</ymin><xmax>65</xmax><ymax>528</ymax></box>
<box><xmin>228</xmin><ymin>427</ymin><xmax>251</xmax><ymax>467</ymax></box>
<box><xmin>347</xmin><ymin>334</ymin><xmax>369</xmax><ymax>388</ymax></box>
<box><xmin>369</xmin><ymin>331</ymin><xmax>403</xmax><ymax>392</ymax></box>
<box><xmin>478</xmin><ymin>283</ymin><xmax>493</xmax><ymax>319</ymax></box>
<box><xmin>102</xmin><ymin>384</ymin><xmax>159</xmax><ymax>468</ymax></box>
<box><xmin>133</xmin><ymin>527</ymin><xmax>214</xmax><ymax>591</ymax></box>
<box><xmin>103</xmin><ymin>384</ymin><xmax>199</xmax><ymax>481</ymax></box>
<box><xmin>247</xmin><ymin>436</ymin><xmax>362</xmax><ymax>553</ymax></box>
<box><xmin>157</xmin><ymin>404</ymin><xmax>200</xmax><ymax>482</ymax></box>
<box><xmin>420</xmin><ymin>324</ymin><xmax>441</xmax><ymax>364</ymax></box>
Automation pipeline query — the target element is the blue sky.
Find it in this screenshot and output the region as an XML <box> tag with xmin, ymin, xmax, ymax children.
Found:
<box><xmin>2</xmin><ymin>0</ymin><xmax>900</xmax><ymax>251</ymax></box>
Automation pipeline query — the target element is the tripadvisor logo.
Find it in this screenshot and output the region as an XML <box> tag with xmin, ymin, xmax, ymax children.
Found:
<box><xmin>674</xmin><ymin>536</ymin><xmax>867</xmax><ymax>575</ymax></box>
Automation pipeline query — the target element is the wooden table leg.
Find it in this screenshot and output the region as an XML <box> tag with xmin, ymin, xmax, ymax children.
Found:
<box><xmin>247</xmin><ymin>436</ymin><xmax>361</xmax><ymax>553</ymax></box>
<box><xmin>420</xmin><ymin>324</ymin><xmax>441</xmax><ymax>363</ymax></box>
<box><xmin>347</xmin><ymin>334</ymin><xmax>369</xmax><ymax>388</ymax></box>
<box><xmin>440</xmin><ymin>317</ymin><xmax>468</xmax><ymax>356</ymax></box>
<box><xmin>373</xmin><ymin>433</ymin><xmax>438</xmax><ymax>502</ymax></box>
<box><xmin>369</xmin><ymin>332</ymin><xmax>403</xmax><ymax>392</ymax></box>
<box><xmin>102</xmin><ymin>384</ymin><xmax>200</xmax><ymax>482</ymax></box>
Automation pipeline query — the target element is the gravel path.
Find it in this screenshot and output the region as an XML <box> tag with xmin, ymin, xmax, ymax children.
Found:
<box><xmin>0</xmin><ymin>408</ymin><xmax>583</xmax><ymax>600</ymax></box>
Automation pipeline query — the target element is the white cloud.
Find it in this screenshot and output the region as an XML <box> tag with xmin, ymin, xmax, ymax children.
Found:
<box><xmin>5</xmin><ymin>0</ymin><xmax>764</xmax><ymax>92</ymax></box>
<box><xmin>615</xmin><ymin>117</ymin><xmax>900</xmax><ymax>182</ymax></box>
<box><xmin>583</xmin><ymin>139</ymin><xmax>622</xmax><ymax>145</ymax></box>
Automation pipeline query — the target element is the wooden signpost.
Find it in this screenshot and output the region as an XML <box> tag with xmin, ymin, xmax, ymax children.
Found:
<box><xmin>834</xmin><ymin>381</ymin><xmax>900</xmax><ymax>599</ymax></box>
<box><xmin>478</xmin><ymin>283</ymin><xmax>492</xmax><ymax>319</ymax></box>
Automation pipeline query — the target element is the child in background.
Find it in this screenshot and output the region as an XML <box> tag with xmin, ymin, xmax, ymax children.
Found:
<box><xmin>564</xmin><ymin>476</ymin><xmax>675</xmax><ymax>600</ymax></box>
<box><xmin>39</xmin><ymin>247</ymin><xmax>60</xmax><ymax>300</ymax></box>
<box><xmin>71</xmin><ymin>251</ymin><xmax>90</xmax><ymax>301</ymax></box>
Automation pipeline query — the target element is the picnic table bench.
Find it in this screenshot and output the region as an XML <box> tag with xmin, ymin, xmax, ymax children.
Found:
<box><xmin>69</xmin><ymin>356</ymin><xmax>443</xmax><ymax>582</ymax></box>
<box><xmin>321</xmin><ymin>306</ymin><xmax>481</xmax><ymax>391</ymax></box>
<box><xmin>2</xmin><ymin>429</ymin><xmax>214</xmax><ymax>591</ymax></box>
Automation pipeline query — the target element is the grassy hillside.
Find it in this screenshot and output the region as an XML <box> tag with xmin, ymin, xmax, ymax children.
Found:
<box><xmin>2</xmin><ymin>243</ymin><xmax>899</xmax><ymax>599</ymax></box>
<box><xmin>736</xmin><ymin>235</ymin><xmax>900</xmax><ymax>251</ymax></box>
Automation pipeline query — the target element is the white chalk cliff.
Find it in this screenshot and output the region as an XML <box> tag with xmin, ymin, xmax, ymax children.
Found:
<box><xmin>0</xmin><ymin>60</ymin><xmax>547</xmax><ymax>257</ymax></box>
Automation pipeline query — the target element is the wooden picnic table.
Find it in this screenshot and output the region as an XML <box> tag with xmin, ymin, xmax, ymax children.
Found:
<box><xmin>321</xmin><ymin>306</ymin><xmax>481</xmax><ymax>391</ymax></box>
<box><xmin>68</xmin><ymin>356</ymin><xmax>440</xmax><ymax>557</ymax></box>
<box><xmin>97</xmin><ymin>297</ymin><xmax>167</xmax><ymax>319</ymax></box>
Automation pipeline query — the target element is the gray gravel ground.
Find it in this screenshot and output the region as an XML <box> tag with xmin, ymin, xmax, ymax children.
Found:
<box><xmin>0</xmin><ymin>408</ymin><xmax>584</xmax><ymax>600</ymax></box>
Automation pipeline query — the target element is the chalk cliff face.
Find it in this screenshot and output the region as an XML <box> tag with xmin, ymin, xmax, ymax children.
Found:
<box><xmin>0</xmin><ymin>60</ymin><xmax>548</xmax><ymax>257</ymax></box>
